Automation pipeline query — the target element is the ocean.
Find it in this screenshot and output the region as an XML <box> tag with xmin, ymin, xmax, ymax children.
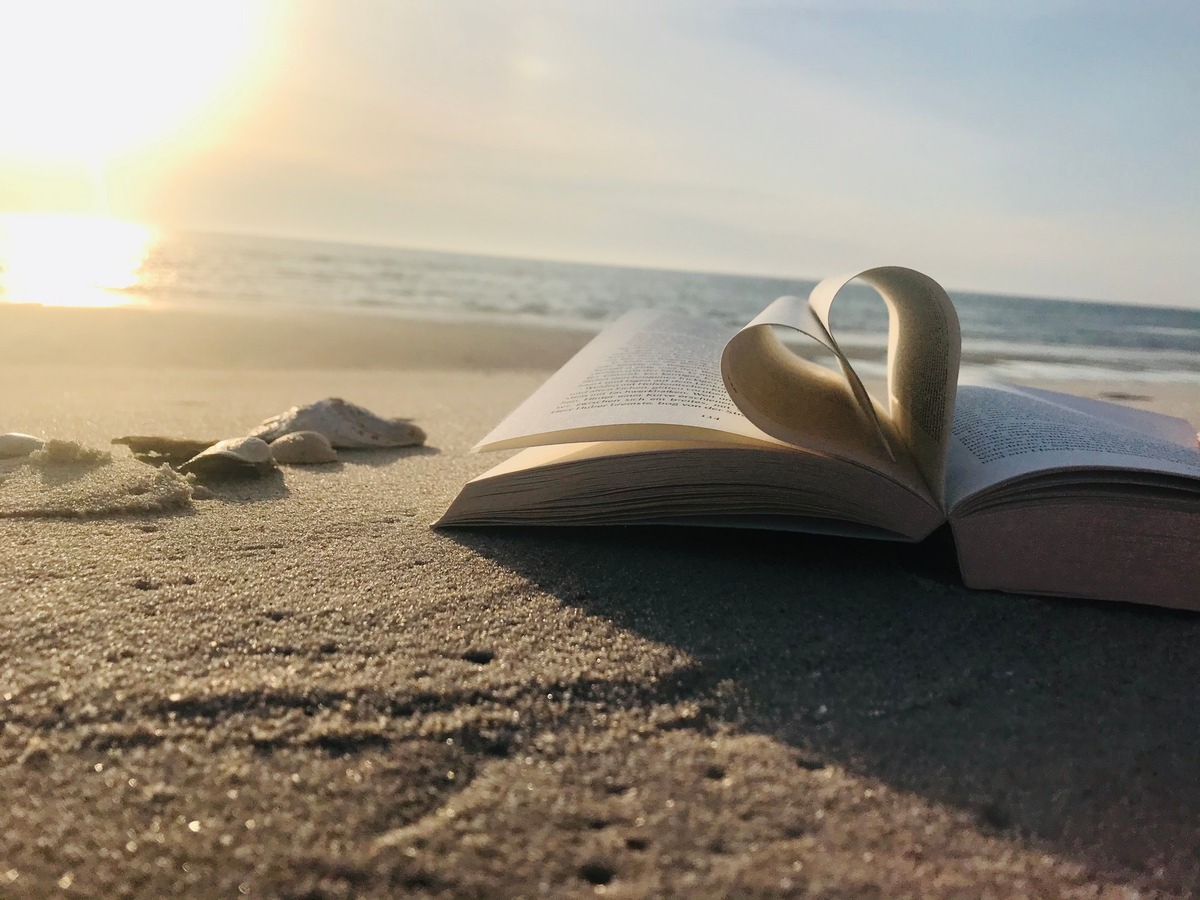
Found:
<box><xmin>7</xmin><ymin>225</ymin><xmax>1200</xmax><ymax>385</ymax></box>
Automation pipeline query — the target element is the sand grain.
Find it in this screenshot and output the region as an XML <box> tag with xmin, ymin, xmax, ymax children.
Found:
<box><xmin>1</xmin><ymin>305</ymin><xmax>1197</xmax><ymax>897</ymax></box>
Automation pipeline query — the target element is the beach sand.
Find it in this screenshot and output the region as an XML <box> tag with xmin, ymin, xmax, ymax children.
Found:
<box><xmin>1</xmin><ymin>305</ymin><xmax>1198</xmax><ymax>898</ymax></box>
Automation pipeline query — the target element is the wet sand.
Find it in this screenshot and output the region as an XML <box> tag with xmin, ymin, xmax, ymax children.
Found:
<box><xmin>1</xmin><ymin>304</ymin><xmax>1198</xmax><ymax>898</ymax></box>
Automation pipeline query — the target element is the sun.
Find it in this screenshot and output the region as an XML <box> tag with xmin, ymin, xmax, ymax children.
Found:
<box><xmin>0</xmin><ymin>213</ymin><xmax>154</xmax><ymax>308</ymax></box>
<box><xmin>0</xmin><ymin>1</ymin><xmax>277</xmax><ymax>165</ymax></box>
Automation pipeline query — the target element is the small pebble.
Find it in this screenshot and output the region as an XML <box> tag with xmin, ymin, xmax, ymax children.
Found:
<box><xmin>269</xmin><ymin>431</ymin><xmax>338</xmax><ymax>464</ymax></box>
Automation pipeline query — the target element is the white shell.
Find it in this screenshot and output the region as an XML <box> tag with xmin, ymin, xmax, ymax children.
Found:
<box><xmin>179</xmin><ymin>436</ymin><xmax>276</xmax><ymax>478</ymax></box>
<box><xmin>248</xmin><ymin>398</ymin><xmax>425</xmax><ymax>449</ymax></box>
<box><xmin>269</xmin><ymin>431</ymin><xmax>338</xmax><ymax>464</ymax></box>
<box><xmin>0</xmin><ymin>433</ymin><xmax>45</xmax><ymax>459</ymax></box>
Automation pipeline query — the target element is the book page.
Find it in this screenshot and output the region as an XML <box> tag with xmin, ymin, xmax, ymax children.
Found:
<box><xmin>720</xmin><ymin>294</ymin><xmax>895</xmax><ymax>457</ymax></box>
<box><xmin>1007</xmin><ymin>384</ymin><xmax>1199</xmax><ymax>445</ymax></box>
<box><xmin>475</xmin><ymin>305</ymin><xmax>928</xmax><ymax>494</ymax></box>
<box><xmin>474</xmin><ymin>310</ymin><xmax>783</xmax><ymax>451</ymax></box>
<box><xmin>722</xmin><ymin>267</ymin><xmax>960</xmax><ymax>505</ymax></box>
<box><xmin>945</xmin><ymin>383</ymin><xmax>1200</xmax><ymax>509</ymax></box>
<box><xmin>440</xmin><ymin>438</ymin><xmax>945</xmax><ymax>539</ymax></box>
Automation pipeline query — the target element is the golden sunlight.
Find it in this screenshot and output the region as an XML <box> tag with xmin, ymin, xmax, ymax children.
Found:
<box><xmin>0</xmin><ymin>213</ymin><xmax>153</xmax><ymax>308</ymax></box>
<box><xmin>0</xmin><ymin>1</ymin><xmax>276</xmax><ymax>165</ymax></box>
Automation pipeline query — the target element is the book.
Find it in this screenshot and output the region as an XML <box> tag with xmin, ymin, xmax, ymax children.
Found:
<box><xmin>437</xmin><ymin>266</ymin><xmax>1200</xmax><ymax>611</ymax></box>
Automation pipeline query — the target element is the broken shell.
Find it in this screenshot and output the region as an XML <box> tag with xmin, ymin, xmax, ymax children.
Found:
<box><xmin>179</xmin><ymin>437</ymin><xmax>276</xmax><ymax>479</ymax></box>
<box><xmin>0</xmin><ymin>433</ymin><xmax>45</xmax><ymax>459</ymax></box>
<box><xmin>248</xmin><ymin>397</ymin><xmax>425</xmax><ymax>449</ymax></box>
<box><xmin>269</xmin><ymin>431</ymin><xmax>338</xmax><ymax>465</ymax></box>
<box><xmin>113</xmin><ymin>435</ymin><xmax>219</xmax><ymax>467</ymax></box>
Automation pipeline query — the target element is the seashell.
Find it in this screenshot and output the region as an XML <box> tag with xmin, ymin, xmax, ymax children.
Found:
<box><xmin>113</xmin><ymin>435</ymin><xmax>219</xmax><ymax>467</ymax></box>
<box><xmin>269</xmin><ymin>431</ymin><xmax>338</xmax><ymax>465</ymax></box>
<box><xmin>248</xmin><ymin>397</ymin><xmax>425</xmax><ymax>449</ymax></box>
<box><xmin>179</xmin><ymin>436</ymin><xmax>276</xmax><ymax>479</ymax></box>
<box><xmin>0</xmin><ymin>433</ymin><xmax>45</xmax><ymax>459</ymax></box>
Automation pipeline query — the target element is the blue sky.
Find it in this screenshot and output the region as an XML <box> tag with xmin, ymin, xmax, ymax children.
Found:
<box><xmin>2</xmin><ymin>1</ymin><xmax>1198</xmax><ymax>307</ymax></box>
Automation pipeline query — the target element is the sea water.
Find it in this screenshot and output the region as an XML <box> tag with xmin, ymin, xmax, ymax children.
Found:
<box><xmin>16</xmin><ymin>228</ymin><xmax>1200</xmax><ymax>385</ymax></box>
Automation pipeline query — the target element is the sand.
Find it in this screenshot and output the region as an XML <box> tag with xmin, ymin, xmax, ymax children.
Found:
<box><xmin>1</xmin><ymin>304</ymin><xmax>1198</xmax><ymax>898</ymax></box>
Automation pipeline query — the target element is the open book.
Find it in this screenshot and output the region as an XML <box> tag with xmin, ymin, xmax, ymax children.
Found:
<box><xmin>438</xmin><ymin>267</ymin><xmax>1200</xmax><ymax>611</ymax></box>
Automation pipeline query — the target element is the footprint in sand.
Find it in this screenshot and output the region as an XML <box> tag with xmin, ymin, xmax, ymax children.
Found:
<box><xmin>0</xmin><ymin>439</ymin><xmax>193</xmax><ymax>518</ymax></box>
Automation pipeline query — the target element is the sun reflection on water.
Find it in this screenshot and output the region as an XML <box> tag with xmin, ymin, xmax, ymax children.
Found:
<box><xmin>0</xmin><ymin>213</ymin><xmax>154</xmax><ymax>308</ymax></box>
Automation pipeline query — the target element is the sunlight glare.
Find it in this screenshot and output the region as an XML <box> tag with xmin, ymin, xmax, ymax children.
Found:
<box><xmin>0</xmin><ymin>1</ymin><xmax>276</xmax><ymax>164</ymax></box>
<box><xmin>0</xmin><ymin>214</ymin><xmax>154</xmax><ymax>308</ymax></box>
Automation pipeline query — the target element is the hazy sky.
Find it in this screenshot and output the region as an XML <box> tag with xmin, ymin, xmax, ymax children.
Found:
<box><xmin>2</xmin><ymin>1</ymin><xmax>1198</xmax><ymax>306</ymax></box>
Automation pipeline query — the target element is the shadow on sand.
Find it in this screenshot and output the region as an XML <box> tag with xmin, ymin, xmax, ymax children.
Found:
<box><xmin>188</xmin><ymin>446</ymin><xmax>438</xmax><ymax>501</ymax></box>
<box><xmin>448</xmin><ymin>524</ymin><xmax>1200</xmax><ymax>884</ymax></box>
<box><xmin>335</xmin><ymin>445</ymin><xmax>440</xmax><ymax>469</ymax></box>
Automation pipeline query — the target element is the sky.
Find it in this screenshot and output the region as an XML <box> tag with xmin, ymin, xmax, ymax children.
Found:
<box><xmin>1</xmin><ymin>1</ymin><xmax>1198</xmax><ymax>307</ymax></box>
